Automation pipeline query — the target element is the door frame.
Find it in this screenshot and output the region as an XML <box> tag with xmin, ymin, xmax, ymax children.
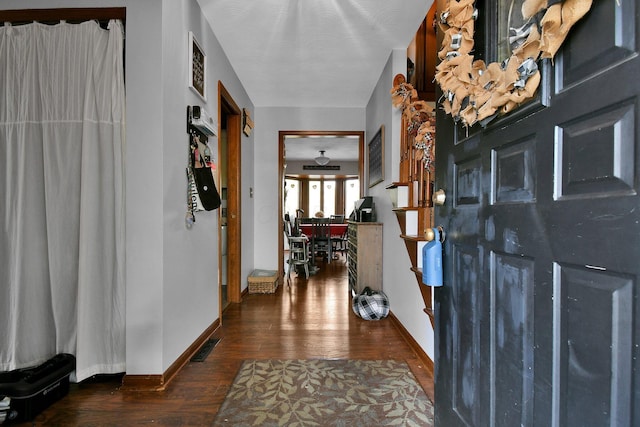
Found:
<box><xmin>218</xmin><ymin>82</ymin><xmax>242</xmax><ymax>312</ymax></box>
<box><xmin>277</xmin><ymin>130</ymin><xmax>364</xmax><ymax>281</ymax></box>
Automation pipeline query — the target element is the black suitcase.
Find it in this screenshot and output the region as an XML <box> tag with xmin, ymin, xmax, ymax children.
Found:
<box><xmin>0</xmin><ymin>353</ymin><xmax>75</xmax><ymax>423</ymax></box>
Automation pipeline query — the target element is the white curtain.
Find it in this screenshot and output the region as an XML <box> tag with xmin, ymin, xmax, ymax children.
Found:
<box><xmin>0</xmin><ymin>20</ymin><xmax>125</xmax><ymax>381</ymax></box>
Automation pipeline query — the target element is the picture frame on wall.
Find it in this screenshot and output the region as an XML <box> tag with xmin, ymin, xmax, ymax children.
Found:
<box><xmin>188</xmin><ymin>32</ymin><xmax>206</xmax><ymax>101</ymax></box>
<box><xmin>368</xmin><ymin>125</ymin><xmax>385</xmax><ymax>188</ymax></box>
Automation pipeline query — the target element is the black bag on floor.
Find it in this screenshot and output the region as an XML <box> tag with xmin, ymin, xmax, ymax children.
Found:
<box><xmin>0</xmin><ymin>353</ymin><xmax>76</xmax><ymax>423</ymax></box>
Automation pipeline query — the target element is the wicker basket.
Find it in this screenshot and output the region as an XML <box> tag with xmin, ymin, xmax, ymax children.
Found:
<box><xmin>248</xmin><ymin>269</ymin><xmax>278</xmax><ymax>294</ymax></box>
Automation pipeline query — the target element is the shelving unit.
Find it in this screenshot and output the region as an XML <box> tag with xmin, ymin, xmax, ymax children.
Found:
<box><xmin>387</xmin><ymin>73</ymin><xmax>436</xmax><ymax>327</ymax></box>
<box><xmin>347</xmin><ymin>222</ymin><xmax>383</xmax><ymax>297</ymax></box>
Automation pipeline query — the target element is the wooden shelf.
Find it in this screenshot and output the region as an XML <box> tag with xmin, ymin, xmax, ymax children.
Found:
<box><xmin>392</xmin><ymin>206</ymin><xmax>419</xmax><ymax>212</ymax></box>
<box><xmin>385</xmin><ymin>182</ymin><xmax>410</xmax><ymax>189</ymax></box>
<box><xmin>389</xmin><ymin>195</ymin><xmax>435</xmax><ymax>327</ymax></box>
<box><xmin>400</xmin><ymin>234</ymin><xmax>429</xmax><ymax>242</ymax></box>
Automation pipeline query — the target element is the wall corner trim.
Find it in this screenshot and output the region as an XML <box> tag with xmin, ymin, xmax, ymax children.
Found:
<box><xmin>121</xmin><ymin>319</ymin><xmax>221</xmax><ymax>391</ymax></box>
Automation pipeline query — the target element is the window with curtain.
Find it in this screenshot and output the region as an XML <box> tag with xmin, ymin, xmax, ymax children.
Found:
<box><xmin>323</xmin><ymin>180</ymin><xmax>336</xmax><ymax>216</ymax></box>
<box><xmin>284</xmin><ymin>179</ymin><xmax>300</xmax><ymax>217</ymax></box>
<box><xmin>309</xmin><ymin>180</ymin><xmax>323</xmax><ymax>216</ymax></box>
<box><xmin>288</xmin><ymin>177</ymin><xmax>359</xmax><ymax>217</ymax></box>
<box><xmin>344</xmin><ymin>178</ymin><xmax>360</xmax><ymax>216</ymax></box>
<box><xmin>307</xmin><ymin>179</ymin><xmax>337</xmax><ymax>217</ymax></box>
<box><xmin>0</xmin><ymin>19</ymin><xmax>126</xmax><ymax>381</ymax></box>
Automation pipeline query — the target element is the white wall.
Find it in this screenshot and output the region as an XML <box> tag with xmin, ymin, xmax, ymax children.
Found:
<box><xmin>196</xmin><ymin>3</ymin><xmax>256</xmax><ymax>301</ymax></box>
<box><xmin>365</xmin><ymin>49</ymin><xmax>434</xmax><ymax>359</ymax></box>
<box><xmin>3</xmin><ymin>0</ymin><xmax>255</xmax><ymax>375</ymax></box>
<box><xmin>252</xmin><ymin>107</ymin><xmax>365</xmax><ymax>272</ymax></box>
<box><xmin>154</xmin><ymin>0</ymin><xmax>255</xmax><ymax>373</ymax></box>
<box><xmin>125</xmin><ymin>0</ymin><xmax>165</xmax><ymax>376</ymax></box>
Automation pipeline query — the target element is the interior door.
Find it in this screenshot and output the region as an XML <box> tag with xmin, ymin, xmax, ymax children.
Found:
<box><xmin>218</xmin><ymin>82</ymin><xmax>242</xmax><ymax>305</ymax></box>
<box><xmin>433</xmin><ymin>2</ymin><xmax>640</xmax><ymax>426</ymax></box>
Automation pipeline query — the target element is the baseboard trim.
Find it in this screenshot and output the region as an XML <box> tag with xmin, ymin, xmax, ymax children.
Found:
<box><xmin>121</xmin><ymin>319</ymin><xmax>221</xmax><ymax>391</ymax></box>
<box><xmin>119</xmin><ymin>374</ymin><xmax>165</xmax><ymax>391</ymax></box>
<box><xmin>388</xmin><ymin>311</ymin><xmax>434</xmax><ymax>377</ymax></box>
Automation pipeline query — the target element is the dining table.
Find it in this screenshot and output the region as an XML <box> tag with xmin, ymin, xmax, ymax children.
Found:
<box><xmin>298</xmin><ymin>223</ymin><xmax>347</xmax><ymax>238</ymax></box>
<box><xmin>298</xmin><ymin>223</ymin><xmax>348</xmax><ymax>265</ymax></box>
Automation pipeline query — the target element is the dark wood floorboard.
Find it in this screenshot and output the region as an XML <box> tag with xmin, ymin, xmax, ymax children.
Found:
<box><xmin>16</xmin><ymin>257</ymin><xmax>434</xmax><ymax>426</ymax></box>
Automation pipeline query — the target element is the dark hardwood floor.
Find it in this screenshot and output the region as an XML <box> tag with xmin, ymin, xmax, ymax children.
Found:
<box><xmin>17</xmin><ymin>257</ymin><xmax>434</xmax><ymax>426</ymax></box>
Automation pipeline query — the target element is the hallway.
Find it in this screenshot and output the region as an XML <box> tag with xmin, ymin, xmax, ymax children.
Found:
<box><xmin>20</xmin><ymin>259</ymin><xmax>434</xmax><ymax>425</ymax></box>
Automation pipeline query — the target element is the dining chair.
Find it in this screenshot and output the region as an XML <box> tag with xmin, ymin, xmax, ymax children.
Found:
<box><xmin>329</xmin><ymin>215</ymin><xmax>346</xmax><ymax>259</ymax></box>
<box><xmin>311</xmin><ymin>217</ymin><xmax>332</xmax><ymax>263</ymax></box>
<box><xmin>332</xmin><ymin>228</ymin><xmax>349</xmax><ymax>259</ymax></box>
<box><xmin>284</xmin><ymin>218</ymin><xmax>310</xmax><ymax>283</ymax></box>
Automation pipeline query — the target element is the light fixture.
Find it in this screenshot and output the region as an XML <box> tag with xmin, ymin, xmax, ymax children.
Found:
<box><xmin>314</xmin><ymin>150</ymin><xmax>330</xmax><ymax>166</ymax></box>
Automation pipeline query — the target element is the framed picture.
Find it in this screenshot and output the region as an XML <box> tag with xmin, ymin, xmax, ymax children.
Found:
<box><xmin>188</xmin><ymin>32</ymin><xmax>206</xmax><ymax>101</ymax></box>
<box><xmin>368</xmin><ymin>125</ymin><xmax>385</xmax><ymax>188</ymax></box>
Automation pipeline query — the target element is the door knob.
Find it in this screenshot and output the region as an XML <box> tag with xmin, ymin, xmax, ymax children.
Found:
<box><xmin>424</xmin><ymin>225</ymin><xmax>446</xmax><ymax>241</ymax></box>
<box><xmin>433</xmin><ymin>189</ymin><xmax>446</xmax><ymax>206</ymax></box>
<box><xmin>424</xmin><ymin>228</ymin><xmax>436</xmax><ymax>241</ymax></box>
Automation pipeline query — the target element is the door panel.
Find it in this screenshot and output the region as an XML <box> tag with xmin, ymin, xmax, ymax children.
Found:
<box><xmin>492</xmin><ymin>136</ymin><xmax>536</xmax><ymax>204</ymax></box>
<box><xmin>434</xmin><ymin>2</ymin><xmax>640</xmax><ymax>426</ymax></box>
<box><xmin>558</xmin><ymin>0</ymin><xmax>636</xmax><ymax>90</ymax></box>
<box><xmin>554</xmin><ymin>264</ymin><xmax>633</xmax><ymax>427</ymax></box>
<box><xmin>450</xmin><ymin>243</ymin><xmax>484</xmax><ymax>426</ymax></box>
<box><xmin>491</xmin><ymin>252</ymin><xmax>535</xmax><ymax>427</ymax></box>
<box><xmin>555</xmin><ymin>101</ymin><xmax>635</xmax><ymax>199</ymax></box>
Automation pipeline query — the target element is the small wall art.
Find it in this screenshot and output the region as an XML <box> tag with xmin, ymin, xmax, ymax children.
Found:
<box><xmin>189</xmin><ymin>32</ymin><xmax>206</xmax><ymax>101</ymax></box>
<box><xmin>368</xmin><ymin>125</ymin><xmax>384</xmax><ymax>188</ymax></box>
<box><xmin>243</xmin><ymin>108</ymin><xmax>254</xmax><ymax>136</ymax></box>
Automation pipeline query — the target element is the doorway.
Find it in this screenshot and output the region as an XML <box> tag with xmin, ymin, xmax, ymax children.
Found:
<box><xmin>277</xmin><ymin>130</ymin><xmax>364</xmax><ymax>280</ymax></box>
<box><xmin>218</xmin><ymin>82</ymin><xmax>242</xmax><ymax>316</ymax></box>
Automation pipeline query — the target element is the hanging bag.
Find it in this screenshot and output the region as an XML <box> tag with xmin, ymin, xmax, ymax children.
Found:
<box><xmin>190</xmin><ymin>135</ymin><xmax>221</xmax><ymax>211</ymax></box>
<box><xmin>193</xmin><ymin>163</ymin><xmax>221</xmax><ymax>211</ymax></box>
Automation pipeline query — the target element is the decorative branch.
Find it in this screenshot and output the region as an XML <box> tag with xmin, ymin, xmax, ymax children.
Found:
<box><xmin>390</xmin><ymin>77</ymin><xmax>436</xmax><ymax>171</ymax></box>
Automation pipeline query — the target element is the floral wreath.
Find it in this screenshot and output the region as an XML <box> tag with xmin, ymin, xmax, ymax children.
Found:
<box><xmin>434</xmin><ymin>0</ymin><xmax>593</xmax><ymax>127</ymax></box>
<box><xmin>389</xmin><ymin>0</ymin><xmax>593</xmax><ymax>169</ymax></box>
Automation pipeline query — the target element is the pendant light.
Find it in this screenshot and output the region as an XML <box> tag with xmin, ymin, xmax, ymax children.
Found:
<box><xmin>314</xmin><ymin>150</ymin><xmax>330</xmax><ymax>166</ymax></box>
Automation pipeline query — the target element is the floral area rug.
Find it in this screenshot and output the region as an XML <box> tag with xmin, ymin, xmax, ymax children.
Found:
<box><xmin>213</xmin><ymin>359</ymin><xmax>433</xmax><ymax>427</ymax></box>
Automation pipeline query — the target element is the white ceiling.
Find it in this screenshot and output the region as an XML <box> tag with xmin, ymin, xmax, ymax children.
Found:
<box><xmin>197</xmin><ymin>0</ymin><xmax>432</xmax><ymax>160</ymax></box>
<box><xmin>284</xmin><ymin>135</ymin><xmax>360</xmax><ymax>162</ymax></box>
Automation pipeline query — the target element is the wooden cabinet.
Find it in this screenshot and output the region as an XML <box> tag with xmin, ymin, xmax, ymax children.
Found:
<box><xmin>347</xmin><ymin>222</ymin><xmax>382</xmax><ymax>296</ymax></box>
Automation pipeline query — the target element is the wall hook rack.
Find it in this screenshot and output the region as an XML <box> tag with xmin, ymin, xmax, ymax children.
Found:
<box><xmin>187</xmin><ymin>105</ymin><xmax>217</xmax><ymax>138</ymax></box>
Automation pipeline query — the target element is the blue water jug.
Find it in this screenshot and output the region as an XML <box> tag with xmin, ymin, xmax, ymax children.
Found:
<box><xmin>422</xmin><ymin>228</ymin><xmax>443</xmax><ymax>287</ymax></box>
